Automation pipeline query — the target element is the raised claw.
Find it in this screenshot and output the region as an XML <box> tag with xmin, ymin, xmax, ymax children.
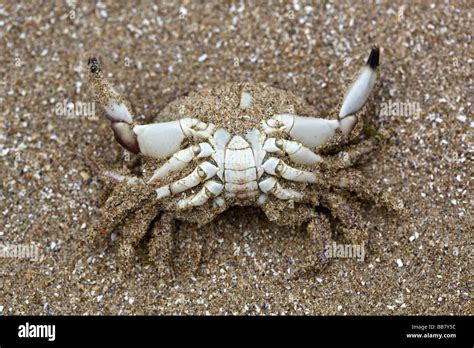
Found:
<box><xmin>88</xmin><ymin>56</ymin><xmax>140</xmax><ymax>153</ymax></box>
<box><xmin>262</xmin><ymin>114</ymin><xmax>339</xmax><ymax>149</ymax></box>
<box><xmin>88</xmin><ymin>57</ymin><xmax>215</xmax><ymax>159</ymax></box>
<box><xmin>261</xmin><ymin>46</ymin><xmax>380</xmax><ymax>146</ymax></box>
<box><xmin>338</xmin><ymin>46</ymin><xmax>379</xmax><ymax>135</ymax></box>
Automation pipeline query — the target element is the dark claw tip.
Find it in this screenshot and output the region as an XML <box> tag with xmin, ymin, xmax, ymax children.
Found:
<box><xmin>366</xmin><ymin>46</ymin><xmax>380</xmax><ymax>69</ymax></box>
<box><xmin>88</xmin><ymin>56</ymin><xmax>101</xmax><ymax>75</ymax></box>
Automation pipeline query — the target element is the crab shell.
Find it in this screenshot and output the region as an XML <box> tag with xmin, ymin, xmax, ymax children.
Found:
<box><xmin>88</xmin><ymin>48</ymin><xmax>380</xmax><ymax>225</ymax></box>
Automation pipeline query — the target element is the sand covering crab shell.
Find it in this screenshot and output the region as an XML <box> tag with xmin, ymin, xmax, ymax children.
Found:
<box><xmin>86</xmin><ymin>47</ymin><xmax>402</xmax><ymax>275</ymax></box>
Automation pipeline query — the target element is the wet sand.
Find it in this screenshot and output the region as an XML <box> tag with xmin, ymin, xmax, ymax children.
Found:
<box><xmin>0</xmin><ymin>1</ymin><xmax>471</xmax><ymax>315</ymax></box>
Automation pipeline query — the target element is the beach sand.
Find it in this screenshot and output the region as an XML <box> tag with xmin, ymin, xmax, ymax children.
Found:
<box><xmin>0</xmin><ymin>1</ymin><xmax>471</xmax><ymax>315</ymax></box>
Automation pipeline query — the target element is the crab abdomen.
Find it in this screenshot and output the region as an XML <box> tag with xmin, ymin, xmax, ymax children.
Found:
<box><xmin>221</xmin><ymin>135</ymin><xmax>261</xmax><ymax>201</ymax></box>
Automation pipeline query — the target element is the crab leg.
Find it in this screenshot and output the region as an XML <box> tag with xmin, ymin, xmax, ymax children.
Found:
<box><xmin>102</xmin><ymin>170</ymin><xmax>142</xmax><ymax>185</ymax></box>
<box><xmin>176</xmin><ymin>181</ymin><xmax>224</xmax><ymax>209</ymax></box>
<box><xmin>261</xmin><ymin>114</ymin><xmax>339</xmax><ymax>149</ymax></box>
<box><xmin>321</xmin><ymin>192</ymin><xmax>369</xmax><ymax>246</ymax></box>
<box><xmin>147</xmin><ymin>212</ymin><xmax>176</xmax><ymax>279</ymax></box>
<box><xmin>263</xmin><ymin>138</ymin><xmax>322</xmax><ymax>165</ymax></box>
<box><xmin>87</xmin><ymin>181</ymin><xmax>156</xmax><ymax>245</ymax></box>
<box><xmin>262</xmin><ymin>157</ymin><xmax>317</xmax><ymax>183</ymax></box>
<box><xmin>322</xmin><ymin>139</ymin><xmax>377</xmax><ymax>171</ymax></box>
<box><xmin>116</xmin><ymin>203</ymin><xmax>160</xmax><ymax>260</ymax></box>
<box><xmin>258</xmin><ymin>177</ymin><xmax>303</xmax><ymax>200</ymax></box>
<box><xmin>155</xmin><ymin>161</ymin><xmax>219</xmax><ymax>199</ymax></box>
<box><xmin>261</xmin><ymin>47</ymin><xmax>379</xmax><ymax>147</ymax></box>
<box><xmin>88</xmin><ymin>57</ymin><xmax>214</xmax><ymax>159</ymax></box>
<box><xmin>322</xmin><ymin>192</ymin><xmax>363</xmax><ymax>229</ymax></box>
<box><xmin>331</xmin><ymin>171</ymin><xmax>404</xmax><ymax>212</ymax></box>
<box><xmin>148</xmin><ymin>142</ymin><xmax>214</xmax><ymax>183</ymax></box>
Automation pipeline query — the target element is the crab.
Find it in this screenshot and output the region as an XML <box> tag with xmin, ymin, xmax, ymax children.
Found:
<box><xmin>87</xmin><ymin>46</ymin><xmax>401</xmax><ymax>275</ymax></box>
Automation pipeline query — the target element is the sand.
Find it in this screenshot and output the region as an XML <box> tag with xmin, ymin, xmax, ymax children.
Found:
<box><xmin>0</xmin><ymin>1</ymin><xmax>471</xmax><ymax>315</ymax></box>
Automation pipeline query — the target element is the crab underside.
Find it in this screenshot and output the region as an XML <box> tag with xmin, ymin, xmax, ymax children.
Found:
<box><xmin>86</xmin><ymin>47</ymin><xmax>402</xmax><ymax>278</ymax></box>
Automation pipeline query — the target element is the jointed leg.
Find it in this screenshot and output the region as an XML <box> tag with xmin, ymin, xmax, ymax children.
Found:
<box><xmin>321</xmin><ymin>139</ymin><xmax>377</xmax><ymax>171</ymax></box>
<box><xmin>262</xmin><ymin>157</ymin><xmax>318</xmax><ymax>183</ymax></box>
<box><xmin>322</xmin><ymin>192</ymin><xmax>364</xmax><ymax>229</ymax></box>
<box><xmin>147</xmin><ymin>212</ymin><xmax>176</xmax><ymax>278</ymax></box>
<box><xmin>155</xmin><ymin>161</ymin><xmax>219</xmax><ymax>199</ymax></box>
<box><xmin>329</xmin><ymin>171</ymin><xmax>404</xmax><ymax>213</ymax></box>
<box><xmin>102</xmin><ymin>169</ymin><xmax>143</xmax><ymax>185</ymax></box>
<box><xmin>263</xmin><ymin>138</ymin><xmax>322</xmax><ymax>165</ymax></box>
<box><xmin>258</xmin><ymin>177</ymin><xmax>303</xmax><ymax>201</ymax></box>
<box><xmin>88</xmin><ymin>181</ymin><xmax>155</xmax><ymax>244</ymax></box>
<box><xmin>321</xmin><ymin>192</ymin><xmax>369</xmax><ymax>245</ymax></box>
<box><xmin>306</xmin><ymin>213</ymin><xmax>333</xmax><ymax>265</ymax></box>
<box><xmin>176</xmin><ymin>180</ymin><xmax>224</xmax><ymax>209</ymax></box>
<box><xmin>116</xmin><ymin>203</ymin><xmax>160</xmax><ymax>260</ymax></box>
<box><xmin>148</xmin><ymin>142</ymin><xmax>214</xmax><ymax>183</ymax></box>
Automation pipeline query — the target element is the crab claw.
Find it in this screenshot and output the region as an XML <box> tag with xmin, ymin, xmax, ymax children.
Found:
<box><xmin>338</xmin><ymin>46</ymin><xmax>379</xmax><ymax>135</ymax></box>
<box><xmin>88</xmin><ymin>57</ymin><xmax>215</xmax><ymax>159</ymax></box>
<box><xmin>88</xmin><ymin>56</ymin><xmax>140</xmax><ymax>154</ymax></box>
<box><xmin>261</xmin><ymin>114</ymin><xmax>339</xmax><ymax>149</ymax></box>
<box><xmin>133</xmin><ymin>118</ymin><xmax>213</xmax><ymax>158</ymax></box>
<box><xmin>261</xmin><ymin>47</ymin><xmax>379</xmax><ymax>149</ymax></box>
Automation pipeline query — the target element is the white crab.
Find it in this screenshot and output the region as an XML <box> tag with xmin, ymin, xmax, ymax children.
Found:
<box><xmin>88</xmin><ymin>47</ymin><xmax>380</xmax><ymax>211</ymax></box>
